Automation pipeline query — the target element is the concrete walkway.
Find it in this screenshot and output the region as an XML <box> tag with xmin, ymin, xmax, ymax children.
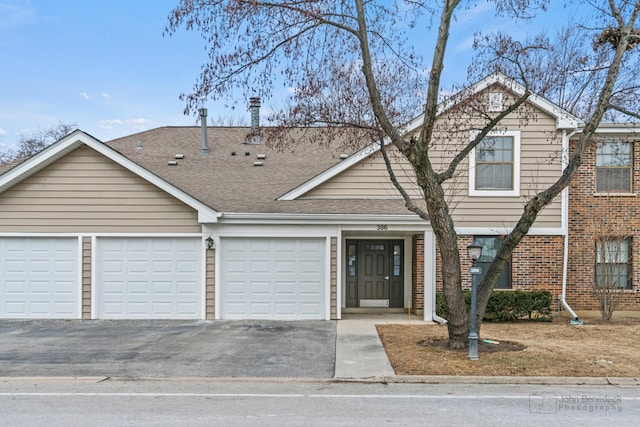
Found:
<box><xmin>335</xmin><ymin>313</ymin><xmax>426</xmax><ymax>379</ymax></box>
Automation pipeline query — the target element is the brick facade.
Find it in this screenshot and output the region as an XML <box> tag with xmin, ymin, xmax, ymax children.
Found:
<box><xmin>411</xmin><ymin>233</ymin><xmax>564</xmax><ymax>312</ymax></box>
<box><xmin>411</xmin><ymin>234</ymin><xmax>425</xmax><ymax>313</ymax></box>
<box><xmin>567</xmin><ymin>139</ymin><xmax>640</xmax><ymax>310</ymax></box>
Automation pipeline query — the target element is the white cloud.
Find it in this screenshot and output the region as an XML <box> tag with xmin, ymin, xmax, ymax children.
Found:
<box><xmin>99</xmin><ymin>119</ymin><xmax>122</xmax><ymax>129</ymax></box>
<box><xmin>127</xmin><ymin>118</ymin><xmax>151</xmax><ymax>125</ymax></box>
<box><xmin>101</xmin><ymin>92</ymin><xmax>111</xmax><ymax>99</ymax></box>
<box><xmin>0</xmin><ymin>3</ymin><xmax>35</xmax><ymax>30</ymax></box>
<box><xmin>99</xmin><ymin>118</ymin><xmax>152</xmax><ymax>131</ymax></box>
<box><xmin>80</xmin><ymin>92</ymin><xmax>90</xmax><ymax>101</ymax></box>
<box><xmin>0</xmin><ymin>127</ymin><xmax>6</xmax><ymax>136</ymax></box>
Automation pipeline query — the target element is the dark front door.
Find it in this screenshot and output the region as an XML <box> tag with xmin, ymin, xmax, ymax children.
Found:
<box><xmin>346</xmin><ymin>239</ymin><xmax>404</xmax><ymax>308</ymax></box>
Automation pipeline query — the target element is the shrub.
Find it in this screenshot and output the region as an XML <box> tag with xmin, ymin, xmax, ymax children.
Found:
<box><xmin>435</xmin><ymin>290</ymin><xmax>552</xmax><ymax>322</ymax></box>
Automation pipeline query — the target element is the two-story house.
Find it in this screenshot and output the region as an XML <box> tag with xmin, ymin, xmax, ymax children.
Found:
<box><xmin>0</xmin><ymin>73</ymin><xmax>637</xmax><ymax>321</ymax></box>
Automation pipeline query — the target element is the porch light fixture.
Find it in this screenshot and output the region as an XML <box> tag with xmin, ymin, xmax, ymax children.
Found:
<box><xmin>205</xmin><ymin>236</ymin><xmax>214</xmax><ymax>250</ymax></box>
<box><xmin>467</xmin><ymin>240</ymin><xmax>483</xmax><ymax>361</ymax></box>
<box><xmin>467</xmin><ymin>240</ymin><xmax>483</xmax><ymax>262</ymax></box>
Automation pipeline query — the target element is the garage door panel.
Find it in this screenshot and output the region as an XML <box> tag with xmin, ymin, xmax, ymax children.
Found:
<box><xmin>96</xmin><ymin>237</ymin><xmax>202</xmax><ymax>319</ymax></box>
<box><xmin>221</xmin><ymin>238</ymin><xmax>326</xmax><ymax>320</ymax></box>
<box><xmin>0</xmin><ymin>237</ymin><xmax>80</xmax><ymax>319</ymax></box>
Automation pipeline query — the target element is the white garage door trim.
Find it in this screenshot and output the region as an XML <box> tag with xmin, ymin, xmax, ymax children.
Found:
<box><xmin>0</xmin><ymin>236</ymin><xmax>81</xmax><ymax>319</ymax></box>
<box><xmin>219</xmin><ymin>237</ymin><xmax>327</xmax><ymax>320</ymax></box>
<box><xmin>95</xmin><ymin>237</ymin><xmax>203</xmax><ymax>319</ymax></box>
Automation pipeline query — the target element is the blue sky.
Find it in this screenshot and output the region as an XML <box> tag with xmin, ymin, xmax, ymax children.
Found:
<box><xmin>0</xmin><ymin>1</ymin><xmax>574</xmax><ymax>149</ymax></box>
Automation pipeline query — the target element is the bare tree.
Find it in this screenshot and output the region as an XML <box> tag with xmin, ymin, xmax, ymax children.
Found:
<box><xmin>0</xmin><ymin>122</ymin><xmax>77</xmax><ymax>164</ymax></box>
<box><xmin>590</xmin><ymin>195</ymin><xmax>631</xmax><ymax>320</ymax></box>
<box><xmin>166</xmin><ymin>0</ymin><xmax>640</xmax><ymax>348</ymax></box>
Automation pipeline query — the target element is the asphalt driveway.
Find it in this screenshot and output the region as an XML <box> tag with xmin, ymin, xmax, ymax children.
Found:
<box><xmin>0</xmin><ymin>320</ymin><xmax>336</xmax><ymax>378</ymax></box>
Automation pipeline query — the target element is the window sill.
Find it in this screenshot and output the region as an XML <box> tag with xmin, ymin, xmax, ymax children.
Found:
<box><xmin>469</xmin><ymin>190</ymin><xmax>520</xmax><ymax>197</ymax></box>
<box><xmin>593</xmin><ymin>192</ymin><xmax>636</xmax><ymax>197</ymax></box>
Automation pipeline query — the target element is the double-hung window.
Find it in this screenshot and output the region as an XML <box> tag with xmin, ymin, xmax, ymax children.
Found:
<box><xmin>475</xmin><ymin>236</ymin><xmax>512</xmax><ymax>289</ymax></box>
<box><xmin>469</xmin><ymin>131</ymin><xmax>521</xmax><ymax>197</ymax></box>
<box><xmin>596</xmin><ymin>141</ymin><xmax>632</xmax><ymax>193</ymax></box>
<box><xmin>596</xmin><ymin>238</ymin><xmax>632</xmax><ymax>289</ymax></box>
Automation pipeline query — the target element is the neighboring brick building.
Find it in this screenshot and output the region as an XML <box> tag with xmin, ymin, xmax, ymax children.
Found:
<box><xmin>567</xmin><ymin>130</ymin><xmax>640</xmax><ymax>310</ymax></box>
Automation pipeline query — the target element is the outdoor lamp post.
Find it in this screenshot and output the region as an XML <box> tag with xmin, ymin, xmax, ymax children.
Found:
<box><xmin>467</xmin><ymin>240</ymin><xmax>483</xmax><ymax>361</ymax></box>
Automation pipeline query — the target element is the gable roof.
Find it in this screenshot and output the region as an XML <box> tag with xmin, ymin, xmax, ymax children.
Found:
<box><xmin>0</xmin><ymin>130</ymin><xmax>220</xmax><ymax>223</ymax></box>
<box><xmin>280</xmin><ymin>72</ymin><xmax>581</xmax><ymax>200</ymax></box>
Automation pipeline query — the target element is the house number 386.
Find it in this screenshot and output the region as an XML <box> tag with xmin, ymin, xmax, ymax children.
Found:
<box><xmin>376</xmin><ymin>224</ymin><xmax>388</xmax><ymax>231</ymax></box>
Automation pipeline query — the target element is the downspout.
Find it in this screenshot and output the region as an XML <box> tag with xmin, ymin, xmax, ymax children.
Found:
<box><xmin>561</xmin><ymin>129</ymin><xmax>582</xmax><ymax>324</ymax></box>
<box><xmin>426</xmin><ymin>230</ymin><xmax>447</xmax><ymax>324</ymax></box>
<box><xmin>433</xmin><ymin>277</ymin><xmax>447</xmax><ymax>324</ymax></box>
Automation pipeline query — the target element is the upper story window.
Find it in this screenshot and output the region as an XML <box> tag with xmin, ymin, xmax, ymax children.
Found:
<box><xmin>469</xmin><ymin>131</ymin><xmax>521</xmax><ymax>197</ymax></box>
<box><xmin>596</xmin><ymin>141</ymin><xmax>632</xmax><ymax>193</ymax></box>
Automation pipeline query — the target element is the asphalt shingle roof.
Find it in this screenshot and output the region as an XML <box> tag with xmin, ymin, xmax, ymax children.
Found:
<box><xmin>107</xmin><ymin>126</ymin><xmax>417</xmax><ymax>215</ymax></box>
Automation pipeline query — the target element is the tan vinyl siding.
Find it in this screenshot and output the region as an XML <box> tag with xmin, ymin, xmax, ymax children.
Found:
<box><xmin>302</xmin><ymin>94</ymin><xmax>564</xmax><ymax>229</ymax></box>
<box><xmin>0</xmin><ymin>146</ymin><xmax>201</xmax><ymax>233</ymax></box>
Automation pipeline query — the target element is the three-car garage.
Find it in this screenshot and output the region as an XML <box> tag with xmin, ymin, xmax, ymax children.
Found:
<box><xmin>0</xmin><ymin>236</ymin><xmax>329</xmax><ymax>320</ymax></box>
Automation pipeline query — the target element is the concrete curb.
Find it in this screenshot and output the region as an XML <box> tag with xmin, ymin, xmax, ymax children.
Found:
<box><xmin>1</xmin><ymin>375</ymin><xmax>639</xmax><ymax>386</ymax></box>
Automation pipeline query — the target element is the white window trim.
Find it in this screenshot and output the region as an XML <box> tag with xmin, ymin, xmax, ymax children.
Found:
<box><xmin>469</xmin><ymin>130</ymin><xmax>521</xmax><ymax>197</ymax></box>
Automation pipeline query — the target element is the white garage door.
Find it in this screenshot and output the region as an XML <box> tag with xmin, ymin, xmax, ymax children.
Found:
<box><xmin>96</xmin><ymin>237</ymin><xmax>202</xmax><ymax>319</ymax></box>
<box><xmin>0</xmin><ymin>237</ymin><xmax>79</xmax><ymax>319</ymax></box>
<box><xmin>220</xmin><ymin>238</ymin><xmax>326</xmax><ymax>320</ymax></box>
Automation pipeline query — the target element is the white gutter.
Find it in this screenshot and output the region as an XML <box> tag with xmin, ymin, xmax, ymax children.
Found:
<box><xmin>560</xmin><ymin>130</ymin><xmax>580</xmax><ymax>322</ymax></box>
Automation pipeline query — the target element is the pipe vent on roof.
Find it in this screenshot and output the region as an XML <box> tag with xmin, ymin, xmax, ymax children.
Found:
<box><xmin>199</xmin><ymin>108</ymin><xmax>209</xmax><ymax>154</ymax></box>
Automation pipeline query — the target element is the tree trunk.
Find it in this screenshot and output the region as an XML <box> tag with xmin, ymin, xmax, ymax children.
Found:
<box><xmin>416</xmin><ymin>162</ymin><xmax>469</xmax><ymax>348</ymax></box>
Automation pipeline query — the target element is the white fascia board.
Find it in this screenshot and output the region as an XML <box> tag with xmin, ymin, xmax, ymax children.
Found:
<box><xmin>456</xmin><ymin>227</ymin><xmax>566</xmax><ymax>236</ymax></box>
<box><xmin>218</xmin><ymin>212</ymin><xmax>425</xmax><ymax>225</ymax></box>
<box><xmin>0</xmin><ymin>130</ymin><xmax>220</xmax><ymax>223</ymax></box>
<box><xmin>0</xmin><ymin>129</ymin><xmax>87</xmax><ymax>193</ymax></box>
<box><xmin>580</xmin><ymin>125</ymin><xmax>640</xmax><ymax>136</ymax></box>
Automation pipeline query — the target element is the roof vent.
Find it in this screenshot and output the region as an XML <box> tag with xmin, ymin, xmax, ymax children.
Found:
<box><xmin>231</xmin><ymin>151</ymin><xmax>236</xmax><ymax>156</ymax></box>
<box><xmin>340</xmin><ymin>154</ymin><xmax>349</xmax><ymax>159</ymax></box>
<box><xmin>257</xmin><ymin>154</ymin><xmax>266</xmax><ymax>160</ymax></box>
<box><xmin>175</xmin><ymin>154</ymin><xmax>185</xmax><ymax>159</ymax></box>
<box><xmin>245</xmin><ymin>151</ymin><xmax>251</xmax><ymax>156</ymax></box>
<box><xmin>254</xmin><ymin>161</ymin><xmax>264</xmax><ymax>167</ymax></box>
<box><xmin>199</xmin><ymin>108</ymin><xmax>209</xmax><ymax>154</ymax></box>
<box><xmin>136</xmin><ymin>141</ymin><xmax>143</xmax><ymax>150</ymax></box>
<box><xmin>168</xmin><ymin>160</ymin><xmax>178</xmax><ymax>166</ymax></box>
